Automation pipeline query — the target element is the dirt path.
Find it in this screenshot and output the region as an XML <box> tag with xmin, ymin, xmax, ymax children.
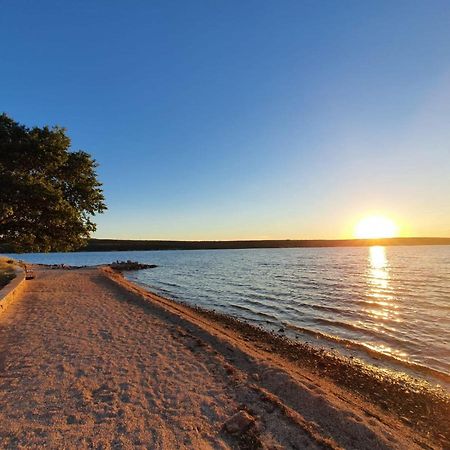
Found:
<box><xmin>0</xmin><ymin>267</ymin><xmax>430</xmax><ymax>449</ymax></box>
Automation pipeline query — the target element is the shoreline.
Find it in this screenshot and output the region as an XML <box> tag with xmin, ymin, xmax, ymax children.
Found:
<box><xmin>126</xmin><ymin>272</ymin><xmax>450</xmax><ymax>387</ymax></box>
<box><xmin>105</xmin><ymin>266</ymin><xmax>450</xmax><ymax>447</ymax></box>
<box><xmin>0</xmin><ymin>263</ymin><xmax>448</xmax><ymax>448</ymax></box>
<box><xmin>9</xmin><ymin>249</ymin><xmax>449</xmax><ymax>387</ymax></box>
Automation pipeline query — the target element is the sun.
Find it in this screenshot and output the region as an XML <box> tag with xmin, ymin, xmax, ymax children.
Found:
<box><xmin>354</xmin><ymin>216</ymin><xmax>399</xmax><ymax>239</ymax></box>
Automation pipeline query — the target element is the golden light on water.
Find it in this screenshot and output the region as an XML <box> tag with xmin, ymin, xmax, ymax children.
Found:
<box><xmin>368</xmin><ymin>246</ymin><xmax>390</xmax><ymax>295</ymax></box>
<box><xmin>369</xmin><ymin>245</ymin><xmax>388</xmax><ymax>270</ymax></box>
<box><xmin>366</xmin><ymin>246</ymin><xmax>402</xmax><ymax>324</ymax></box>
<box><xmin>354</xmin><ymin>216</ymin><xmax>399</xmax><ymax>239</ymax></box>
<box><xmin>361</xmin><ymin>246</ymin><xmax>408</xmax><ymax>359</ymax></box>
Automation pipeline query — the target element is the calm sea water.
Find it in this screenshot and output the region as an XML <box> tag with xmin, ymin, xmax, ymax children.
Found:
<box><xmin>8</xmin><ymin>246</ymin><xmax>450</xmax><ymax>384</ymax></box>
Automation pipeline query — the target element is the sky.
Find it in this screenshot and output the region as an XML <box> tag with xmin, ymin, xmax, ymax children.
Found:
<box><xmin>2</xmin><ymin>1</ymin><xmax>450</xmax><ymax>240</ymax></box>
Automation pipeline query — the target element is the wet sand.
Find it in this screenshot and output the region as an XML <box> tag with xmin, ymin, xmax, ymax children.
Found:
<box><xmin>0</xmin><ymin>266</ymin><xmax>447</xmax><ymax>449</ymax></box>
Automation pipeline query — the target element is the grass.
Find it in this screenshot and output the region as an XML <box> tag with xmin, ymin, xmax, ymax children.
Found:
<box><xmin>0</xmin><ymin>257</ymin><xmax>17</xmax><ymax>289</ymax></box>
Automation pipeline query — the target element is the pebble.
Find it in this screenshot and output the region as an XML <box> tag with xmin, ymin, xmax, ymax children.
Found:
<box><xmin>223</xmin><ymin>410</ymin><xmax>255</xmax><ymax>434</ymax></box>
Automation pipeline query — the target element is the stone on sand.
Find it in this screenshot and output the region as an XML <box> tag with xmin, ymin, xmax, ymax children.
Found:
<box><xmin>223</xmin><ymin>410</ymin><xmax>255</xmax><ymax>435</ymax></box>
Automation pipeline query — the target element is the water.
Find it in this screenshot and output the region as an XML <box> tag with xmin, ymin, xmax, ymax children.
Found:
<box><xmin>8</xmin><ymin>246</ymin><xmax>450</xmax><ymax>383</ymax></box>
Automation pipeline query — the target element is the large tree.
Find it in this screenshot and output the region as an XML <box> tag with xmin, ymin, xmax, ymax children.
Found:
<box><xmin>0</xmin><ymin>114</ymin><xmax>106</xmax><ymax>252</ymax></box>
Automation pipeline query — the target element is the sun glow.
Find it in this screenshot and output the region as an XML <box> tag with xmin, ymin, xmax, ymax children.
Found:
<box><xmin>354</xmin><ymin>216</ymin><xmax>399</xmax><ymax>239</ymax></box>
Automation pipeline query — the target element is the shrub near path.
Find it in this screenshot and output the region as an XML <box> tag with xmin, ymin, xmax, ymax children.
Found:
<box><xmin>0</xmin><ymin>258</ymin><xmax>16</xmax><ymax>289</ymax></box>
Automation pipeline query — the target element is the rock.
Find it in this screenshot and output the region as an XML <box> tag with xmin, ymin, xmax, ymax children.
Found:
<box><xmin>66</xmin><ymin>414</ymin><xmax>83</xmax><ymax>424</ymax></box>
<box><xmin>251</xmin><ymin>373</ymin><xmax>260</xmax><ymax>381</ymax></box>
<box><xmin>224</xmin><ymin>364</ymin><xmax>236</xmax><ymax>375</ymax></box>
<box><xmin>223</xmin><ymin>410</ymin><xmax>255</xmax><ymax>434</ymax></box>
<box><xmin>263</xmin><ymin>403</ymin><xmax>275</xmax><ymax>413</ymax></box>
<box><xmin>66</xmin><ymin>415</ymin><xmax>77</xmax><ymax>424</ymax></box>
<box><xmin>110</xmin><ymin>261</ymin><xmax>157</xmax><ymax>271</ymax></box>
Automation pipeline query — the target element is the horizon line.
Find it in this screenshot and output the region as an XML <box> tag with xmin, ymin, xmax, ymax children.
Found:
<box><xmin>91</xmin><ymin>236</ymin><xmax>450</xmax><ymax>242</ymax></box>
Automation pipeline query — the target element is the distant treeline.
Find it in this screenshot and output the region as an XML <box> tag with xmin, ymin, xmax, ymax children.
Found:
<box><xmin>2</xmin><ymin>237</ymin><xmax>449</xmax><ymax>253</ymax></box>
<box><xmin>83</xmin><ymin>237</ymin><xmax>450</xmax><ymax>252</ymax></box>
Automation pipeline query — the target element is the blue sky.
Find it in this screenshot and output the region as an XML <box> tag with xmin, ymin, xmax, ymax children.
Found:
<box><xmin>2</xmin><ymin>1</ymin><xmax>450</xmax><ymax>239</ymax></box>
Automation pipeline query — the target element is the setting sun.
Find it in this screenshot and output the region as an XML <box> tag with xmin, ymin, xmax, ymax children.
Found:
<box><xmin>354</xmin><ymin>216</ymin><xmax>399</xmax><ymax>239</ymax></box>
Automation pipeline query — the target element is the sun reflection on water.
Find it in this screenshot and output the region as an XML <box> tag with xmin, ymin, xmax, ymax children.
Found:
<box><xmin>370</xmin><ymin>245</ymin><xmax>387</xmax><ymax>269</ymax></box>
<box><xmin>362</xmin><ymin>246</ymin><xmax>404</xmax><ymax>357</ymax></box>
<box><xmin>368</xmin><ymin>246</ymin><xmax>391</xmax><ymax>294</ymax></box>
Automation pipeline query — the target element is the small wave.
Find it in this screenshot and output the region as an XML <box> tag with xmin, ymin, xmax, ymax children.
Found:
<box><xmin>155</xmin><ymin>280</ymin><xmax>182</xmax><ymax>289</ymax></box>
<box><xmin>227</xmin><ymin>303</ymin><xmax>277</xmax><ymax>321</ymax></box>
<box><xmin>313</xmin><ymin>317</ymin><xmax>406</xmax><ymax>342</ymax></box>
<box><xmin>284</xmin><ymin>323</ymin><xmax>450</xmax><ymax>383</ymax></box>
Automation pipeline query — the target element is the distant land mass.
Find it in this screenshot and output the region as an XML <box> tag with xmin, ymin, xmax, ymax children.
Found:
<box><xmin>82</xmin><ymin>237</ymin><xmax>450</xmax><ymax>252</ymax></box>
<box><xmin>2</xmin><ymin>237</ymin><xmax>449</xmax><ymax>253</ymax></box>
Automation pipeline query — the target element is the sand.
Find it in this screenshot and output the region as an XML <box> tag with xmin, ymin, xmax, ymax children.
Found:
<box><xmin>0</xmin><ymin>266</ymin><xmax>442</xmax><ymax>449</ymax></box>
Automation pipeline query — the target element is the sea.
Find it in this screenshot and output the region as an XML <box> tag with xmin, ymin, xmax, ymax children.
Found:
<box><xmin>7</xmin><ymin>245</ymin><xmax>450</xmax><ymax>386</ymax></box>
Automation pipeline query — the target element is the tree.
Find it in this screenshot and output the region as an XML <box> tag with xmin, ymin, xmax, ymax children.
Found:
<box><xmin>0</xmin><ymin>113</ymin><xmax>106</xmax><ymax>252</ymax></box>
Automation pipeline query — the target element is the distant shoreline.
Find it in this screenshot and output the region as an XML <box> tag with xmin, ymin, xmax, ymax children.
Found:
<box><xmin>2</xmin><ymin>236</ymin><xmax>449</xmax><ymax>253</ymax></box>
<box><xmin>84</xmin><ymin>237</ymin><xmax>450</xmax><ymax>252</ymax></box>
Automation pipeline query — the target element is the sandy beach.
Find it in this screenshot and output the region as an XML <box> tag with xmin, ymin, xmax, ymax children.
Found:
<box><xmin>0</xmin><ymin>266</ymin><xmax>446</xmax><ymax>449</ymax></box>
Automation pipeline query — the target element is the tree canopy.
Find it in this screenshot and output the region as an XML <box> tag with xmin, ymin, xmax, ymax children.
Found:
<box><xmin>0</xmin><ymin>114</ymin><xmax>106</xmax><ymax>252</ymax></box>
